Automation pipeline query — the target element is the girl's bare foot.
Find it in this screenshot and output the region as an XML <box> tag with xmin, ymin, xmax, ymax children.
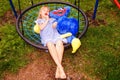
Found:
<box><xmin>59</xmin><ymin>66</ymin><xmax>66</xmax><ymax>79</ymax></box>
<box><xmin>55</xmin><ymin>67</ymin><xmax>60</xmax><ymax>78</ymax></box>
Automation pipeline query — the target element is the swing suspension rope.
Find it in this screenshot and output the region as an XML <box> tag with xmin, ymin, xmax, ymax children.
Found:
<box><xmin>16</xmin><ymin>1</ymin><xmax>88</xmax><ymax>50</ymax></box>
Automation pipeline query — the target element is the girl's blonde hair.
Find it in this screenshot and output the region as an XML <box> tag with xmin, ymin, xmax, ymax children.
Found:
<box><xmin>37</xmin><ymin>6</ymin><xmax>50</xmax><ymax>19</ymax></box>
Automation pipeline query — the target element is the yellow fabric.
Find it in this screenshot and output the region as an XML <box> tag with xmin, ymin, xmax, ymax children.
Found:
<box><xmin>71</xmin><ymin>38</ymin><xmax>81</xmax><ymax>53</ymax></box>
<box><xmin>34</xmin><ymin>24</ymin><xmax>40</xmax><ymax>34</ymax></box>
<box><xmin>60</xmin><ymin>32</ymin><xmax>72</xmax><ymax>38</ymax></box>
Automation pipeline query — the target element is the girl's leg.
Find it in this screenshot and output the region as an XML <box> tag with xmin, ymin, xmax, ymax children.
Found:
<box><xmin>55</xmin><ymin>40</ymin><xmax>66</xmax><ymax>78</ymax></box>
<box><xmin>56</xmin><ymin>40</ymin><xmax>64</xmax><ymax>64</ymax></box>
<box><xmin>47</xmin><ymin>42</ymin><xmax>66</xmax><ymax>78</ymax></box>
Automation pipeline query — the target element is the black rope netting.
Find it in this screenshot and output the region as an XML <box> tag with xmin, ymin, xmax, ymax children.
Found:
<box><xmin>16</xmin><ymin>1</ymin><xmax>88</xmax><ymax>49</ymax></box>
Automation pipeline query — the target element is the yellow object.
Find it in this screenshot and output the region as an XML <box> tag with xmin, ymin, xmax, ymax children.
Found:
<box><xmin>60</xmin><ymin>32</ymin><xmax>72</xmax><ymax>38</ymax></box>
<box><xmin>34</xmin><ymin>24</ymin><xmax>40</xmax><ymax>34</ymax></box>
<box><xmin>71</xmin><ymin>38</ymin><xmax>81</xmax><ymax>53</ymax></box>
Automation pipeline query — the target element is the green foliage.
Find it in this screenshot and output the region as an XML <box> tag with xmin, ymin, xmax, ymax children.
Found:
<box><xmin>0</xmin><ymin>0</ymin><xmax>11</xmax><ymax>16</ymax></box>
<box><xmin>0</xmin><ymin>24</ymin><xmax>34</xmax><ymax>79</ymax></box>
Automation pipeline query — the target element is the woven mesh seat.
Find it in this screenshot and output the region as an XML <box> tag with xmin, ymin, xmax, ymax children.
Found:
<box><xmin>16</xmin><ymin>1</ymin><xmax>88</xmax><ymax>50</ymax></box>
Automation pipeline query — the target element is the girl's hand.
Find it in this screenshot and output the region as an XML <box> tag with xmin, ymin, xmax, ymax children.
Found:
<box><xmin>45</xmin><ymin>16</ymin><xmax>49</xmax><ymax>22</ymax></box>
<box><xmin>40</xmin><ymin>17</ymin><xmax>49</xmax><ymax>30</ymax></box>
<box><xmin>45</xmin><ymin>14</ymin><xmax>49</xmax><ymax>19</ymax></box>
<box><xmin>52</xmin><ymin>22</ymin><xmax>58</xmax><ymax>28</ymax></box>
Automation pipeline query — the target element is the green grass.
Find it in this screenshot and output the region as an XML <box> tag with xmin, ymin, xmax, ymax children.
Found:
<box><xmin>80</xmin><ymin>25</ymin><xmax>120</xmax><ymax>80</ymax></box>
<box><xmin>0</xmin><ymin>0</ymin><xmax>120</xmax><ymax>80</ymax></box>
<box><xmin>0</xmin><ymin>1</ymin><xmax>10</xmax><ymax>17</ymax></box>
<box><xmin>0</xmin><ymin>24</ymin><xmax>34</xmax><ymax>79</ymax></box>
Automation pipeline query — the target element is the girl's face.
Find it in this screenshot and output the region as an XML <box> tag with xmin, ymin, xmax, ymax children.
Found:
<box><xmin>40</xmin><ymin>7</ymin><xmax>49</xmax><ymax>18</ymax></box>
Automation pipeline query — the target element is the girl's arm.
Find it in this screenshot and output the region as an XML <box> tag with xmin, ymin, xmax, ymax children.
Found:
<box><xmin>52</xmin><ymin>22</ymin><xmax>58</xmax><ymax>28</ymax></box>
<box><xmin>39</xmin><ymin>19</ymin><xmax>49</xmax><ymax>30</ymax></box>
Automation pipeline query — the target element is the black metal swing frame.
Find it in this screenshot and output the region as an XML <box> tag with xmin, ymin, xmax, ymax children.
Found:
<box><xmin>16</xmin><ymin>1</ymin><xmax>89</xmax><ymax>50</ymax></box>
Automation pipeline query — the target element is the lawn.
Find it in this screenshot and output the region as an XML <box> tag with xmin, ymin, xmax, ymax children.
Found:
<box><xmin>0</xmin><ymin>0</ymin><xmax>120</xmax><ymax>80</ymax></box>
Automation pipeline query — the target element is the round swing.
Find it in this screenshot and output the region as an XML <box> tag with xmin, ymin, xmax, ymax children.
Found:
<box><xmin>16</xmin><ymin>1</ymin><xmax>88</xmax><ymax>50</ymax></box>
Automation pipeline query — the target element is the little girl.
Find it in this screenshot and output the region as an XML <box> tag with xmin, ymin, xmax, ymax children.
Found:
<box><xmin>35</xmin><ymin>6</ymin><xmax>68</xmax><ymax>79</ymax></box>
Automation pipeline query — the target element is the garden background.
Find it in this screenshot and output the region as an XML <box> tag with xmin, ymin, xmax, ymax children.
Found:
<box><xmin>0</xmin><ymin>0</ymin><xmax>120</xmax><ymax>80</ymax></box>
